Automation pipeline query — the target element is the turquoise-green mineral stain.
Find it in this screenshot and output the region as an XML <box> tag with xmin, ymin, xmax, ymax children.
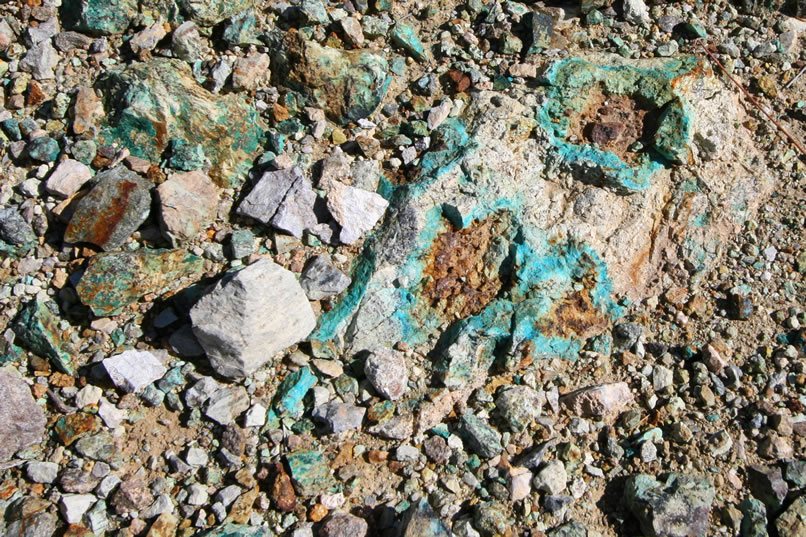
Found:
<box><xmin>193</xmin><ymin>524</ymin><xmax>274</xmax><ymax>537</ymax></box>
<box><xmin>390</xmin><ymin>22</ymin><xmax>428</xmax><ymax>62</ymax></box>
<box><xmin>538</xmin><ymin>56</ymin><xmax>702</xmax><ymax>192</ymax></box>
<box><xmin>285</xmin><ymin>449</ymin><xmax>334</xmax><ymax>496</ymax></box>
<box><xmin>97</xmin><ymin>59</ymin><xmax>265</xmax><ymax>188</ymax></box>
<box><xmin>61</xmin><ymin>0</ymin><xmax>139</xmax><ymax>36</ymax></box>
<box><xmin>167</xmin><ymin>138</ymin><xmax>206</xmax><ymax>171</ymax></box>
<box><xmin>12</xmin><ymin>300</ymin><xmax>75</xmax><ymax>375</ymax></box>
<box><xmin>270</xmin><ymin>366</ymin><xmax>317</xmax><ymax>420</ymax></box>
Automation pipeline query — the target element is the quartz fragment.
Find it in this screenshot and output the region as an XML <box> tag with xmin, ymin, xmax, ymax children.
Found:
<box><xmin>326</xmin><ymin>181</ymin><xmax>389</xmax><ymax>244</ymax></box>
<box><xmin>103</xmin><ymin>350</ymin><xmax>167</xmax><ymax>393</ymax></box>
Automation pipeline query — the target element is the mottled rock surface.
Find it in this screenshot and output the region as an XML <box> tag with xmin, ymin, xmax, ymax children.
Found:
<box><xmin>0</xmin><ymin>371</ymin><xmax>47</xmax><ymax>461</ymax></box>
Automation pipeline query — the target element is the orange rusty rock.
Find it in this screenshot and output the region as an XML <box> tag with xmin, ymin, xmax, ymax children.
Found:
<box><xmin>270</xmin><ymin>462</ymin><xmax>297</xmax><ymax>512</ymax></box>
<box><xmin>0</xmin><ymin>481</ymin><xmax>17</xmax><ymax>500</ymax></box>
<box><xmin>368</xmin><ymin>450</ymin><xmax>388</xmax><ymax>463</ymax></box>
<box><xmin>50</xmin><ymin>372</ymin><xmax>75</xmax><ymax>388</ymax></box>
<box><xmin>309</xmin><ymin>503</ymin><xmax>328</xmax><ymax>522</ymax></box>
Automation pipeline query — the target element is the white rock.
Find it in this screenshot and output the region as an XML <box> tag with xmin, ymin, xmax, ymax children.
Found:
<box><xmin>26</xmin><ymin>461</ymin><xmax>59</xmax><ymax>483</ymax></box>
<box><xmin>215</xmin><ymin>484</ymin><xmax>242</xmax><ymax>507</ymax></box>
<box><xmin>45</xmin><ymin>159</ymin><xmax>93</xmax><ymax>197</ymax></box>
<box><xmin>560</xmin><ymin>382</ymin><xmax>634</xmax><ymax>421</ymax></box>
<box><xmin>185</xmin><ymin>483</ymin><xmax>209</xmax><ymax>506</ymax></box>
<box><xmin>509</xmin><ymin>466</ymin><xmax>532</xmax><ymax>502</ymax></box>
<box><xmin>185</xmin><ymin>446</ymin><xmax>209</xmax><ymax>467</ymax></box>
<box><xmin>75</xmin><ymin>385</ymin><xmax>102</xmax><ymax>408</ymax></box>
<box><xmin>141</xmin><ymin>493</ymin><xmax>174</xmax><ymax>519</ymax></box>
<box><xmin>103</xmin><ymin>350</ymin><xmax>167</xmax><ymax>393</ymax></box>
<box><xmin>623</xmin><ymin>0</ymin><xmax>650</xmax><ymax>24</ymax></box>
<box><xmin>98</xmin><ymin>398</ymin><xmax>127</xmax><ymax>429</ymax></box>
<box><xmin>326</xmin><ymin>181</ymin><xmax>389</xmax><ymax>244</ymax></box>
<box><xmin>190</xmin><ymin>259</ymin><xmax>317</xmax><ymax>378</ymax></box>
<box><xmin>59</xmin><ymin>494</ymin><xmax>96</xmax><ymax>524</ymax></box>
<box><xmin>427</xmin><ymin>99</ymin><xmax>453</xmax><ymax>130</ymax></box>
<box><xmin>364</xmin><ymin>349</ymin><xmax>408</xmax><ymax>401</ymax></box>
<box><xmin>244</xmin><ymin>403</ymin><xmax>267</xmax><ymax>427</ymax></box>
<box><xmin>532</xmin><ymin>460</ymin><xmax>567</xmax><ymax>495</ymax></box>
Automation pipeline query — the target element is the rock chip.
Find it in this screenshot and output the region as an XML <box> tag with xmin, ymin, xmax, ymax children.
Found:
<box><xmin>64</xmin><ymin>166</ymin><xmax>152</xmax><ymax>251</ymax></box>
<box><xmin>300</xmin><ymin>255</ymin><xmax>351</xmax><ymax>300</ymax></box>
<box><xmin>776</xmin><ymin>494</ymin><xmax>806</xmax><ymax>537</ymax></box>
<box><xmin>236</xmin><ymin>166</ymin><xmax>317</xmax><ymax>238</ymax></box>
<box><xmin>326</xmin><ymin>180</ymin><xmax>389</xmax><ymax>244</ymax></box>
<box><xmin>747</xmin><ymin>464</ymin><xmax>788</xmax><ymax>510</ymax></box>
<box><xmin>59</xmin><ymin>494</ymin><xmax>96</xmax><ymax>524</ymax></box>
<box><xmin>103</xmin><ymin>350</ymin><xmax>167</xmax><ymax>393</ymax></box>
<box><xmin>459</xmin><ymin>413</ymin><xmax>502</xmax><ymax>459</ymax></box>
<box><xmin>312</xmin><ymin>402</ymin><xmax>365</xmax><ymax>433</ymax></box>
<box><xmin>400</xmin><ymin>498</ymin><xmax>451</xmax><ymax>537</ymax></box>
<box><xmin>45</xmin><ymin>159</ymin><xmax>93</xmax><ymax>198</ymax></box>
<box><xmin>12</xmin><ymin>299</ymin><xmax>74</xmax><ymax>374</ymax></box>
<box><xmin>320</xmin><ymin>512</ymin><xmax>368</xmax><ymax>537</ymax></box>
<box><xmin>157</xmin><ymin>171</ymin><xmax>219</xmax><ymax>244</ymax></box>
<box><xmin>364</xmin><ymin>349</ymin><xmax>408</xmax><ymax>400</ymax></box>
<box><xmin>625</xmin><ymin>473</ymin><xmax>716</xmax><ymax>537</ymax></box>
<box><xmin>19</xmin><ymin>40</ymin><xmax>59</xmax><ymax>80</ymax></box>
<box><xmin>0</xmin><ymin>371</ymin><xmax>47</xmax><ymax>461</ymax></box>
<box><xmin>495</xmin><ymin>385</ymin><xmax>542</xmax><ymax>432</ymax></box>
<box><xmin>26</xmin><ymin>461</ymin><xmax>59</xmax><ymax>484</ymax></box>
<box><xmin>232</xmin><ymin>53</ymin><xmax>271</xmax><ymax>91</ymax></box>
<box><xmin>204</xmin><ymin>386</ymin><xmax>249</xmax><ymax>425</ymax></box>
<box><xmin>533</xmin><ymin>460</ymin><xmax>567</xmax><ymax>495</ymax></box>
<box><xmin>190</xmin><ymin>259</ymin><xmax>317</xmax><ymax>378</ymax></box>
<box><xmin>286</xmin><ymin>449</ymin><xmax>333</xmax><ymax>497</ymax></box>
<box><xmin>0</xmin><ymin>206</ymin><xmax>37</xmax><ymax>246</ymax></box>
<box><xmin>560</xmin><ymin>382</ymin><xmax>634</xmax><ymax>420</ymax></box>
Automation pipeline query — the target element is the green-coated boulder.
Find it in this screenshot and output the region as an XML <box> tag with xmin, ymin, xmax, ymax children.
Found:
<box><xmin>61</xmin><ymin>0</ymin><xmax>138</xmax><ymax>36</ymax></box>
<box><xmin>76</xmin><ymin>249</ymin><xmax>203</xmax><ymax>317</ymax></box>
<box><xmin>285</xmin><ymin>449</ymin><xmax>334</xmax><ymax>497</ymax></box>
<box><xmin>12</xmin><ymin>300</ymin><xmax>75</xmax><ymax>375</ymax></box>
<box><xmin>176</xmin><ymin>0</ymin><xmax>258</xmax><ymax>27</ymax></box>
<box><xmin>271</xmin><ymin>31</ymin><xmax>390</xmax><ymax>125</ymax></box>
<box><xmin>98</xmin><ymin>58</ymin><xmax>265</xmax><ymax>188</ymax></box>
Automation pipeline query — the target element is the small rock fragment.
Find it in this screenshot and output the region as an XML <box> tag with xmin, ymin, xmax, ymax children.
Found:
<box><xmin>459</xmin><ymin>413</ymin><xmax>502</xmax><ymax>459</ymax></box>
<box><xmin>364</xmin><ymin>349</ymin><xmax>408</xmax><ymax>401</ymax></box>
<box><xmin>320</xmin><ymin>511</ymin><xmax>368</xmax><ymax>537</ymax></box>
<box><xmin>326</xmin><ymin>181</ymin><xmax>389</xmax><ymax>244</ymax></box>
<box><xmin>625</xmin><ymin>473</ymin><xmax>716</xmax><ymax>537</ymax></box>
<box><xmin>560</xmin><ymin>382</ymin><xmax>634</xmax><ymax>420</ymax></box>
<box><xmin>0</xmin><ymin>371</ymin><xmax>47</xmax><ymax>462</ymax></box>
<box><xmin>157</xmin><ymin>171</ymin><xmax>219</xmax><ymax>244</ymax></box>
<box><xmin>300</xmin><ymin>255</ymin><xmax>352</xmax><ymax>300</ymax></box>
<box><xmin>45</xmin><ymin>159</ymin><xmax>93</xmax><ymax>198</ymax></box>
<box><xmin>312</xmin><ymin>402</ymin><xmax>365</xmax><ymax>433</ymax></box>
<box><xmin>102</xmin><ymin>350</ymin><xmax>167</xmax><ymax>394</ymax></box>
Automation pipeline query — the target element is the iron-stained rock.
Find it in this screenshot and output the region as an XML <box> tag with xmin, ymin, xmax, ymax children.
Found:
<box><xmin>98</xmin><ymin>59</ymin><xmax>265</xmax><ymax>188</ymax></box>
<box><xmin>0</xmin><ymin>370</ymin><xmax>47</xmax><ymax>461</ymax></box>
<box><xmin>624</xmin><ymin>473</ymin><xmax>716</xmax><ymax>537</ymax></box>
<box><xmin>190</xmin><ymin>259</ymin><xmax>316</xmax><ymax>378</ymax></box>
<box><xmin>12</xmin><ymin>300</ymin><xmax>75</xmax><ymax>375</ymax></box>
<box><xmin>271</xmin><ymin>32</ymin><xmax>390</xmax><ymax>125</ymax></box>
<box><xmin>76</xmin><ymin>249</ymin><xmax>203</xmax><ymax>317</ymax></box>
<box><xmin>64</xmin><ymin>166</ymin><xmax>151</xmax><ymax>251</ymax></box>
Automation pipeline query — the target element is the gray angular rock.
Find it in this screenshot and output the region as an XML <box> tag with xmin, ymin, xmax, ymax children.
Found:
<box><xmin>320</xmin><ymin>511</ymin><xmax>368</xmax><ymax>537</ymax></box>
<box><xmin>363</xmin><ymin>349</ymin><xmax>408</xmax><ymax>400</ymax></box>
<box><xmin>204</xmin><ymin>386</ymin><xmax>249</xmax><ymax>425</ymax></box>
<box><xmin>533</xmin><ymin>460</ymin><xmax>567</xmax><ymax>495</ymax></box>
<box><xmin>495</xmin><ymin>385</ymin><xmax>542</xmax><ymax>432</ymax></box>
<box><xmin>190</xmin><ymin>259</ymin><xmax>317</xmax><ymax>378</ymax></box>
<box><xmin>102</xmin><ymin>350</ymin><xmax>167</xmax><ymax>393</ymax></box>
<box><xmin>747</xmin><ymin>464</ymin><xmax>788</xmax><ymax>511</ymax></box>
<box><xmin>625</xmin><ymin>473</ymin><xmax>716</xmax><ymax>537</ymax></box>
<box><xmin>0</xmin><ymin>371</ymin><xmax>47</xmax><ymax>462</ymax></box>
<box><xmin>26</xmin><ymin>462</ymin><xmax>59</xmax><ymax>484</ymax></box>
<box><xmin>459</xmin><ymin>413</ymin><xmax>502</xmax><ymax>459</ymax></box>
<box><xmin>312</xmin><ymin>402</ymin><xmax>365</xmax><ymax>434</ymax></box>
<box><xmin>326</xmin><ymin>180</ymin><xmax>389</xmax><ymax>244</ymax></box>
<box><xmin>300</xmin><ymin>255</ymin><xmax>352</xmax><ymax>301</ymax></box>
<box><xmin>237</xmin><ymin>167</ymin><xmax>317</xmax><ymax>238</ymax></box>
<box><xmin>19</xmin><ymin>40</ymin><xmax>59</xmax><ymax>80</ymax></box>
<box><xmin>59</xmin><ymin>494</ymin><xmax>96</xmax><ymax>524</ymax></box>
<box><xmin>623</xmin><ymin>0</ymin><xmax>651</xmax><ymax>25</ymax></box>
<box><xmin>739</xmin><ymin>498</ymin><xmax>768</xmax><ymax>537</ymax></box>
<box><xmin>0</xmin><ymin>207</ymin><xmax>37</xmax><ymax>245</ymax></box>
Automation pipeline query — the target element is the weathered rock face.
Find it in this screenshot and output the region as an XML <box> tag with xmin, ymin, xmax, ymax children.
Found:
<box><xmin>97</xmin><ymin>59</ymin><xmax>265</xmax><ymax>188</ymax></box>
<box><xmin>625</xmin><ymin>473</ymin><xmax>716</xmax><ymax>537</ymax></box>
<box><xmin>190</xmin><ymin>259</ymin><xmax>317</xmax><ymax>378</ymax></box>
<box><xmin>271</xmin><ymin>31</ymin><xmax>391</xmax><ymax>125</ymax></box>
<box><xmin>0</xmin><ymin>370</ymin><xmax>47</xmax><ymax>461</ymax></box>
<box><xmin>76</xmin><ymin>249</ymin><xmax>203</xmax><ymax>317</ymax></box>
<box><xmin>310</xmin><ymin>54</ymin><xmax>774</xmax><ymax>383</ymax></box>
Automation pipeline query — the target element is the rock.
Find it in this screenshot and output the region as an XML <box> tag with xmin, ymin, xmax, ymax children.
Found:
<box><xmin>129</xmin><ymin>22</ymin><xmax>167</xmax><ymax>54</ymax></box>
<box><xmin>312</xmin><ymin>402</ymin><xmax>365</xmax><ymax>433</ymax></box>
<box><xmin>300</xmin><ymin>255</ymin><xmax>352</xmax><ymax>300</ymax></box>
<box><xmin>236</xmin><ymin>166</ymin><xmax>317</xmax><ymax>239</ymax></box>
<box><xmin>612</xmin><ymin>322</ymin><xmax>642</xmax><ymax>352</ymax></box>
<box><xmin>157</xmin><ymin>171</ymin><xmax>219</xmax><ymax>244</ymax></box>
<box><xmin>26</xmin><ymin>462</ymin><xmax>59</xmax><ymax>484</ymax></box>
<box><xmin>146</xmin><ymin>513</ymin><xmax>178</xmax><ymax>537</ymax></box>
<box><xmin>390</xmin><ymin>22</ymin><xmax>428</xmax><ymax>62</ymax></box>
<box><xmin>177</xmin><ymin>0</ymin><xmax>258</xmax><ymax>27</ymax></box>
<box><xmin>72</xmin><ymin>86</ymin><xmax>104</xmax><ymax>136</ymax></box>
<box><xmin>747</xmin><ymin>465</ymin><xmax>788</xmax><ymax>511</ymax></box>
<box><xmin>739</xmin><ymin>498</ymin><xmax>768</xmax><ymax>537</ymax></box>
<box><xmin>0</xmin><ymin>206</ymin><xmax>37</xmax><ymax>246</ymax></box>
<box><xmin>269</xmin><ymin>462</ymin><xmax>296</xmax><ymax>512</ymax></box>
<box><xmin>64</xmin><ymin>166</ymin><xmax>151</xmax><ymax>251</ymax></box>
<box><xmin>286</xmin><ymin>449</ymin><xmax>333</xmax><ymax>496</ymax></box>
<box><xmin>19</xmin><ymin>40</ymin><xmax>59</xmax><ymax>80</ymax></box>
<box><xmin>363</xmin><ymin>349</ymin><xmax>408</xmax><ymax>400</ymax></box>
<box><xmin>204</xmin><ymin>386</ymin><xmax>249</xmax><ymax>425</ymax></box>
<box><xmin>112</xmin><ymin>476</ymin><xmax>153</xmax><ymax>515</ymax></box>
<box><xmin>547</xmin><ymin>521</ymin><xmax>588</xmax><ymax>537</ymax></box>
<box><xmin>495</xmin><ymin>385</ymin><xmax>542</xmax><ymax>432</ymax></box>
<box><xmin>76</xmin><ymin>249</ymin><xmax>203</xmax><ymax>316</ymax></box>
<box><xmin>474</xmin><ymin>502</ymin><xmax>510</xmax><ymax>537</ymax></box>
<box><xmin>340</xmin><ymin>17</ymin><xmax>364</xmax><ymax>47</ymax></box>
<box><xmin>326</xmin><ymin>181</ymin><xmax>389</xmax><ymax>244</ymax></box>
<box><xmin>509</xmin><ymin>466</ymin><xmax>532</xmax><ymax>502</ymax></box>
<box><xmin>171</xmin><ymin>21</ymin><xmax>203</xmax><ymax>62</ymax></box>
<box><xmin>758</xmin><ymin>433</ymin><xmax>794</xmax><ymax>459</ymax></box>
<box><xmin>776</xmin><ymin>494</ymin><xmax>806</xmax><ymax>537</ymax></box>
<box><xmin>0</xmin><ymin>371</ymin><xmax>46</xmax><ymax>461</ymax></box>
<box><xmin>320</xmin><ymin>512</ymin><xmax>368</xmax><ymax>537</ymax></box>
<box><xmin>185</xmin><ymin>483</ymin><xmax>209</xmax><ymax>505</ymax></box>
<box><xmin>12</xmin><ymin>300</ymin><xmax>75</xmax><ymax>375</ymax></box>
<box><xmin>623</xmin><ymin>0</ymin><xmax>651</xmax><ymax>25</ymax></box>
<box><xmin>98</xmin><ymin>59</ymin><xmax>264</xmax><ymax>188</ymax></box>
<box><xmin>428</xmin><ymin>100</ymin><xmax>453</xmax><ymax>131</ymax></box>
<box><xmin>271</xmin><ymin>366</ymin><xmax>318</xmax><ymax>419</ymax></box>
<box><xmin>368</xmin><ymin>414</ymin><xmax>413</xmax><ymax>440</ymax></box>
<box><xmin>45</xmin><ymin>159</ymin><xmax>93</xmax><ymax>198</ymax></box>
<box><xmin>231</xmin><ymin>53</ymin><xmax>270</xmax><ymax>91</ymax></box>
<box><xmin>423</xmin><ymin>436</ymin><xmax>452</xmax><ymax>464</ymax></box>
<box><xmin>61</xmin><ymin>0</ymin><xmax>137</xmax><ymax>35</ymax></box>
<box><xmin>270</xmin><ymin>32</ymin><xmax>390</xmax><ymax>125</ymax></box>
<box><xmin>400</xmin><ymin>498</ymin><xmax>451</xmax><ymax>537</ymax></box>
<box><xmin>523</xmin><ymin>11</ymin><xmax>553</xmax><ymax>54</ymax></box>
<box><xmin>26</xmin><ymin>137</ymin><xmax>60</xmax><ymax>162</ymax></box>
<box><xmin>459</xmin><ymin>413</ymin><xmax>502</xmax><ymax>459</ymax></box>
<box><xmin>560</xmin><ymin>382</ymin><xmax>634</xmax><ymax>420</ymax></box>
<box><xmin>102</xmin><ymin>350</ymin><xmax>167</xmax><ymax>393</ymax></box>
<box><xmin>59</xmin><ymin>494</ymin><xmax>96</xmax><ymax>524</ymax></box>
<box><xmin>192</xmin><ymin>525</ymin><xmax>273</xmax><ymax>537</ymax></box>
<box><xmin>190</xmin><ymin>259</ymin><xmax>317</xmax><ymax>378</ymax></box>
<box><xmin>533</xmin><ymin>460</ymin><xmax>567</xmax><ymax>495</ymax></box>
<box><xmin>624</xmin><ymin>473</ymin><xmax>716</xmax><ymax>537</ymax></box>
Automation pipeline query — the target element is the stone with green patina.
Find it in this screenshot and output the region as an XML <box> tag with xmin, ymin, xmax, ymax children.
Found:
<box><xmin>401</xmin><ymin>499</ymin><xmax>452</xmax><ymax>537</ymax></box>
<box><xmin>285</xmin><ymin>449</ymin><xmax>333</xmax><ymax>497</ymax></box>
<box><xmin>61</xmin><ymin>0</ymin><xmax>138</xmax><ymax>36</ymax></box>
<box><xmin>176</xmin><ymin>0</ymin><xmax>258</xmax><ymax>27</ymax></box>
<box><xmin>167</xmin><ymin>139</ymin><xmax>206</xmax><ymax>171</ymax></box>
<box><xmin>390</xmin><ymin>22</ymin><xmax>428</xmax><ymax>62</ymax></box>
<box><xmin>27</xmin><ymin>137</ymin><xmax>60</xmax><ymax>162</ymax></box>
<box><xmin>76</xmin><ymin>249</ymin><xmax>203</xmax><ymax>317</ymax></box>
<box><xmin>625</xmin><ymin>473</ymin><xmax>715</xmax><ymax>537</ymax></box>
<box><xmin>192</xmin><ymin>524</ymin><xmax>274</xmax><ymax>537</ymax></box>
<box><xmin>270</xmin><ymin>366</ymin><xmax>317</xmax><ymax>420</ymax></box>
<box><xmin>98</xmin><ymin>58</ymin><xmax>265</xmax><ymax>188</ymax></box>
<box><xmin>12</xmin><ymin>300</ymin><xmax>74</xmax><ymax>375</ymax></box>
<box><xmin>459</xmin><ymin>414</ymin><xmax>502</xmax><ymax>459</ymax></box>
<box><xmin>271</xmin><ymin>31</ymin><xmax>390</xmax><ymax>125</ymax></box>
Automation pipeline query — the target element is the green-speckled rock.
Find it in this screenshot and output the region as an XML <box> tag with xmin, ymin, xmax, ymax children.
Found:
<box><xmin>285</xmin><ymin>449</ymin><xmax>333</xmax><ymax>497</ymax></box>
<box><xmin>176</xmin><ymin>0</ymin><xmax>258</xmax><ymax>27</ymax></box>
<box><xmin>401</xmin><ymin>499</ymin><xmax>452</xmax><ymax>537</ymax></box>
<box><xmin>739</xmin><ymin>498</ymin><xmax>769</xmax><ymax>537</ymax></box>
<box><xmin>459</xmin><ymin>413</ymin><xmax>502</xmax><ymax>459</ymax></box>
<box><xmin>97</xmin><ymin>58</ymin><xmax>265</xmax><ymax>188</ymax></box>
<box><xmin>547</xmin><ymin>521</ymin><xmax>588</xmax><ymax>537</ymax></box>
<box><xmin>625</xmin><ymin>473</ymin><xmax>715</xmax><ymax>537</ymax></box>
<box><xmin>390</xmin><ymin>22</ymin><xmax>428</xmax><ymax>62</ymax></box>
<box><xmin>271</xmin><ymin>31</ymin><xmax>390</xmax><ymax>125</ymax></box>
<box><xmin>193</xmin><ymin>524</ymin><xmax>274</xmax><ymax>537</ymax></box>
<box><xmin>63</xmin><ymin>166</ymin><xmax>152</xmax><ymax>251</ymax></box>
<box><xmin>27</xmin><ymin>137</ymin><xmax>60</xmax><ymax>162</ymax></box>
<box><xmin>76</xmin><ymin>249</ymin><xmax>203</xmax><ymax>317</ymax></box>
<box><xmin>61</xmin><ymin>0</ymin><xmax>138</xmax><ymax>36</ymax></box>
<box><xmin>12</xmin><ymin>300</ymin><xmax>75</xmax><ymax>375</ymax></box>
